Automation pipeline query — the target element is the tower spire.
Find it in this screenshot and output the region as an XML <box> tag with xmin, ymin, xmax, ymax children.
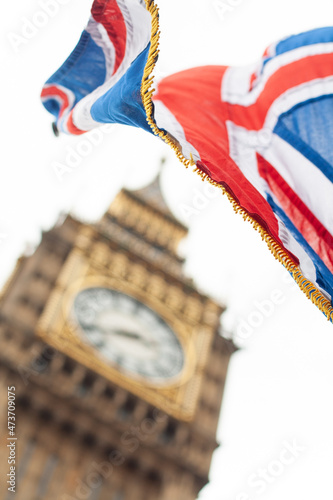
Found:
<box><xmin>129</xmin><ymin>158</ymin><xmax>184</xmax><ymax>226</ymax></box>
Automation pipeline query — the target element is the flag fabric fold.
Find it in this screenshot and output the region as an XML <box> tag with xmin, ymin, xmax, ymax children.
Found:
<box><xmin>41</xmin><ymin>0</ymin><xmax>333</xmax><ymax>322</ymax></box>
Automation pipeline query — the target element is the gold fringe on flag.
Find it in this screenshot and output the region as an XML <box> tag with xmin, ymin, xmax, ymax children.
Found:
<box><xmin>141</xmin><ymin>0</ymin><xmax>333</xmax><ymax>323</ymax></box>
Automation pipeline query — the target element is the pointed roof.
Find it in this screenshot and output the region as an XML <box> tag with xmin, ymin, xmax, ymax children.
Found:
<box><xmin>128</xmin><ymin>173</ymin><xmax>187</xmax><ymax>230</ymax></box>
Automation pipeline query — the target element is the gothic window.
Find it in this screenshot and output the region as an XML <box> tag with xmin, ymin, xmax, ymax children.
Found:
<box><xmin>159</xmin><ymin>420</ymin><xmax>177</xmax><ymax>444</ymax></box>
<box><xmin>118</xmin><ymin>395</ymin><xmax>136</xmax><ymax>420</ymax></box>
<box><xmin>62</xmin><ymin>357</ymin><xmax>75</xmax><ymax>374</ymax></box>
<box><xmin>77</xmin><ymin>372</ymin><xmax>96</xmax><ymax>397</ymax></box>
<box><xmin>104</xmin><ymin>386</ymin><xmax>115</xmax><ymax>399</ymax></box>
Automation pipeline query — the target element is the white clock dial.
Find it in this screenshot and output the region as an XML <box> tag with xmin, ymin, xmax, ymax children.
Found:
<box><xmin>72</xmin><ymin>287</ymin><xmax>185</xmax><ymax>383</ymax></box>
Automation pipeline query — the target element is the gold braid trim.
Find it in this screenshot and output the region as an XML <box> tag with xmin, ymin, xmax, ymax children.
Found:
<box><xmin>141</xmin><ymin>0</ymin><xmax>333</xmax><ymax>323</ymax></box>
<box><xmin>141</xmin><ymin>0</ymin><xmax>195</xmax><ymax>169</ymax></box>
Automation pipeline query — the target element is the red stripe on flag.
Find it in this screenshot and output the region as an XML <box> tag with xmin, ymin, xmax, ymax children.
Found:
<box><xmin>249</xmin><ymin>71</ymin><xmax>257</xmax><ymax>91</ymax></box>
<box><xmin>66</xmin><ymin>110</ymin><xmax>86</xmax><ymax>135</ymax></box>
<box><xmin>226</xmin><ymin>53</ymin><xmax>333</xmax><ymax>130</ymax></box>
<box><xmin>263</xmin><ymin>46</ymin><xmax>271</xmax><ymax>58</ymax></box>
<box><xmin>41</xmin><ymin>86</ymin><xmax>85</xmax><ymax>134</ymax></box>
<box><xmin>257</xmin><ymin>153</ymin><xmax>333</xmax><ymax>273</ymax></box>
<box><xmin>41</xmin><ymin>86</ymin><xmax>69</xmax><ymax>118</ymax></box>
<box><xmin>92</xmin><ymin>0</ymin><xmax>127</xmax><ymax>75</ymax></box>
<box><xmin>154</xmin><ymin>66</ymin><xmax>292</xmax><ymax>256</ymax></box>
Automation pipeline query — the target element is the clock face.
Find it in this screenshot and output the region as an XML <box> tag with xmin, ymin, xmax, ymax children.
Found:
<box><xmin>71</xmin><ymin>287</ymin><xmax>185</xmax><ymax>383</ymax></box>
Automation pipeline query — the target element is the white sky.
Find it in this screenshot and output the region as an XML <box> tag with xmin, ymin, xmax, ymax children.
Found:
<box><xmin>2</xmin><ymin>0</ymin><xmax>333</xmax><ymax>499</ymax></box>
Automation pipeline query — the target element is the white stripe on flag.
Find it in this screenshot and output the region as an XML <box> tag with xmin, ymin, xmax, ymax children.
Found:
<box><xmin>259</xmin><ymin>134</ymin><xmax>333</xmax><ymax>237</ymax></box>
<box><xmin>222</xmin><ymin>42</ymin><xmax>333</xmax><ymax>105</ymax></box>
<box><xmin>154</xmin><ymin>100</ymin><xmax>201</xmax><ymax>162</ymax></box>
<box><xmin>70</xmin><ymin>0</ymin><xmax>151</xmax><ymax>132</ymax></box>
<box><xmin>276</xmin><ymin>217</ymin><xmax>331</xmax><ymax>300</ymax></box>
<box><xmin>226</xmin><ymin>120</ymin><xmax>271</xmax><ymax>199</ymax></box>
<box><xmin>220</xmin><ymin>62</ymin><xmax>258</xmax><ymax>103</ymax></box>
<box><xmin>86</xmin><ymin>17</ymin><xmax>116</xmax><ymax>80</ymax></box>
<box><xmin>263</xmin><ymin>76</ymin><xmax>333</xmax><ymax>132</ymax></box>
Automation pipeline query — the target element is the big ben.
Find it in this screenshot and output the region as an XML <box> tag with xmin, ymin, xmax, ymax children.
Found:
<box><xmin>0</xmin><ymin>173</ymin><xmax>236</xmax><ymax>500</ymax></box>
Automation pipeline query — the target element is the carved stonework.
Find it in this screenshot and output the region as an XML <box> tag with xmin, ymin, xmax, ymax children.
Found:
<box><xmin>0</xmin><ymin>175</ymin><xmax>236</xmax><ymax>500</ymax></box>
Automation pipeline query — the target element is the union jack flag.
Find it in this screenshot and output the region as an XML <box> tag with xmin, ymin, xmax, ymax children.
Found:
<box><xmin>41</xmin><ymin>0</ymin><xmax>333</xmax><ymax>322</ymax></box>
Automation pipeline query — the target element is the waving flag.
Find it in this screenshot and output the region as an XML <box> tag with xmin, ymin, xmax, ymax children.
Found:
<box><xmin>41</xmin><ymin>0</ymin><xmax>333</xmax><ymax>322</ymax></box>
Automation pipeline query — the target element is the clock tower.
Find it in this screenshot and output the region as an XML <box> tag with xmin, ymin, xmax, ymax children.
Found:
<box><xmin>0</xmin><ymin>174</ymin><xmax>236</xmax><ymax>500</ymax></box>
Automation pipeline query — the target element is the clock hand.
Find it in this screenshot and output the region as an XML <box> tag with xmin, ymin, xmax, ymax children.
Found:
<box><xmin>111</xmin><ymin>329</ymin><xmax>140</xmax><ymax>340</ymax></box>
<box><xmin>88</xmin><ymin>323</ymin><xmax>154</xmax><ymax>347</ymax></box>
<box><xmin>111</xmin><ymin>329</ymin><xmax>155</xmax><ymax>347</ymax></box>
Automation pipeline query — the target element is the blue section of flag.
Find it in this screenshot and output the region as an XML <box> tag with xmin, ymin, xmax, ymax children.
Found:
<box><xmin>91</xmin><ymin>44</ymin><xmax>152</xmax><ymax>132</ymax></box>
<box><xmin>44</xmin><ymin>30</ymin><xmax>107</xmax><ymax>120</ymax></box>
<box><xmin>42</xmin><ymin>92</ymin><xmax>60</xmax><ymax>120</ymax></box>
<box><xmin>40</xmin><ymin>0</ymin><xmax>333</xmax><ymax>317</ymax></box>
<box><xmin>266</xmin><ymin>194</ymin><xmax>333</xmax><ymax>302</ymax></box>
<box><xmin>274</xmin><ymin>95</ymin><xmax>333</xmax><ymax>183</ymax></box>
<box><xmin>275</xmin><ymin>27</ymin><xmax>333</xmax><ymax>57</ymax></box>
<box><xmin>259</xmin><ymin>27</ymin><xmax>333</xmax><ymax>77</ymax></box>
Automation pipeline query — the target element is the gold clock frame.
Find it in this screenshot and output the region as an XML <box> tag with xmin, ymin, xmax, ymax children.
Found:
<box><xmin>62</xmin><ymin>276</ymin><xmax>196</xmax><ymax>389</ymax></box>
<box><xmin>37</xmin><ymin>240</ymin><xmax>213</xmax><ymax>421</ymax></box>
